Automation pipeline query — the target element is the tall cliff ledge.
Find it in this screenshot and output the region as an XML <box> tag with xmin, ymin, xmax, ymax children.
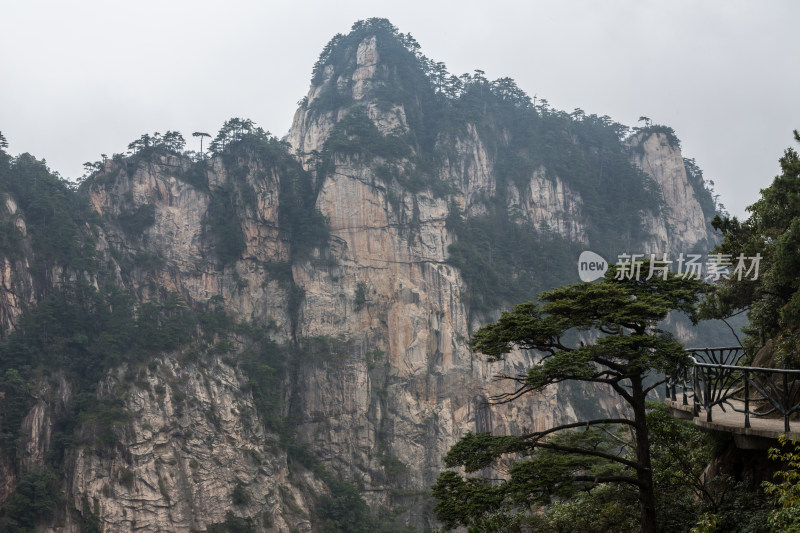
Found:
<box><xmin>0</xmin><ymin>18</ymin><xmax>719</xmax><ymax>532</ymax></box>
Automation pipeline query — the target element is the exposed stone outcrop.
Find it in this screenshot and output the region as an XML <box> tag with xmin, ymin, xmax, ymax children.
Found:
<box><xmin>65</xmin><ymin>353</ymin><xmax>312</xmax><ymax>533</ymax></box>
<box><xmin>630</xmin><ymin>131</ymin><xmax>713</xmax><ymax>254</ymax></box>
<box><xmin>506</xmin><ymin>167</ymin><xmax>586</xmax><ymax>242</ymax></box>
<box><xmin>288</xmin><ymin>35</ymin><xmax>408</xmax><ymax>162</ymax></box>
<box><xmin>0</xmin><ymin>29</ymin><xmax>717</xmax><ymax>533</ymax></box>
<box><xmin>0</xmin><ymin>195</ymin><xmax>36</xmax><ymax>336</ymax></box>
<box><xmin>87</xmin><ymin>154</ymin><xmax>294</xmax><ymax>336</ymax></box>
<box><xmin>282</xmin><ymin>34</ymin><xmax>649</xmax><ymax>525</ymax></box>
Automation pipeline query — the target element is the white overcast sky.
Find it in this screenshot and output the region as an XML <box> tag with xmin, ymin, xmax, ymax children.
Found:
<box><xmin>1</xmin><ymin>0</ymin><xmax>798</xmax><ymax>218</ymax></box>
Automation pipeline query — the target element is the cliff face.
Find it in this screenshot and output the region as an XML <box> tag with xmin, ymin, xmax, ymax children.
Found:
<box><xmin>0</xmin><ymin>195</ymin><xmax>36</xmax><ymax>337</ymax></box>
<box><xmin>0</xmin><ymin>22</ymin><xmax>717</xmax><ymax>532</ymax></box>
<box><xmin>286</xmin><ymin>36</ymin><xmax>580</xmax><ymax>513</ymax></box>
<box><xmin>629</xmin><ymin>131</ymin><xmax>713</xmax><ymax>254</ymax></box>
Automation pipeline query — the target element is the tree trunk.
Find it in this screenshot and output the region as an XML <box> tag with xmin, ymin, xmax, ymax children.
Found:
<box><xmin>632</xmin><ymin>376</ymin><xmax>657</xmax><ymax>533</ymax></box>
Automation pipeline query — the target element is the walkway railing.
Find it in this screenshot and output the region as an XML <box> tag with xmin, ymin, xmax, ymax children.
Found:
<box><xmin>665</xmin><ymin>347</ymin><xmax>800</xmax><ymax>433</ymax></box>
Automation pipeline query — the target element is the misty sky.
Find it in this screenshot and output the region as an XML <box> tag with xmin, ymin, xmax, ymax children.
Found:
<box><xmin>2</xmin><ymin>0</ymin><xmax>798</xmax><ymax>218</ymax></box>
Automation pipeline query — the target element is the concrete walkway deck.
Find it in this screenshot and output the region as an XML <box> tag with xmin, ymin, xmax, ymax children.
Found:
<box><xmin>665</xmin><ymin>396</ymin><xmax>800</xmax><ymax>448</ymax></box>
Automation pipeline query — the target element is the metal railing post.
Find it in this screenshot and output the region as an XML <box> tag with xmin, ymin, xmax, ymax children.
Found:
<box><xmin>693</xmin><ymin>365</ymin><xmax>700</xmax><ymax>417</ymax></box>
<box><xmin>705</xmin><ymin>368</ymin><xmax>713</xmax><ymax>422</ymax></box>
<box><xmin>682</xmin><ymin>366</ymin><xmax>688</xmax><ymax>406</ymax></box>
<box><xmin>744</xmin><ymin>369</ymin><xmax>750</xmax><ymax>429</ymax></box>
<box><xmin>785</xmin><ymin>373</ymin><xmax>791</xmax><ymax>433</ymax></box>
<box><xmin>674</xmin><ymin>348</ymin><xmax>800</xmax><ymax>436</ymax></box>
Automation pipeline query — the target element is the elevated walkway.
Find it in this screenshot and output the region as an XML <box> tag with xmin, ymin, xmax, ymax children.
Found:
<box><xmin>665</xmin><ymin>396</ymin><xmax>800</xmax><ymax>449</ymax></box>
<box><xmin>665</xmin><ymin>347</ymin><xmax>800</xmax><ymax>449</ymax></box>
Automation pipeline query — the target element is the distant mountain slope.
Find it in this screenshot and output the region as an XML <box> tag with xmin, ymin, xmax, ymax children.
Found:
<box><xmin>0</xmin><ymin>18</ymin><xmax>719</xmax><ymax>532</ymax></box>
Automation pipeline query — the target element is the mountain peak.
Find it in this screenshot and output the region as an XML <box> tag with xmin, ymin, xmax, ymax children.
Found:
<box><xmin>288</xmin><ymin>19</ymin><xmax>430</xmax><ymax>156</ymax></box>
<box><xmin>300</xmin><ymin>18</ymin><xmax>430</xmax><ymax>114</ymax></box>
<box><xmin>310</xmin><ymin>18</ymin><xmax>420</xmax><ymax>84</ymax></box>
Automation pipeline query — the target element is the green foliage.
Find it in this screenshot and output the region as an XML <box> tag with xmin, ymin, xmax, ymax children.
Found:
<box><xmin>118</xmin><ymin>467</ymin><xmax>135</xmax><ymax>488</ymax></box>
<box><xmin>634</xmin><ymin>124</ymin><xmax>682</xmax><ymax>150</ymax></box>
<box><xmin>1</xmin><ymin>281</ymin><xmax>135</xmax><ymax>381</ymax></box>
<box><xmin>647</xmin><ymin>403</ymin><xmax>716</xmax><ymax>532</ymax></box>
<box><xmin>479</xmin><ymin>106</ymin><xmax>663</xmax><ymax>255</ymax></box>
<box><xmin>308</xmin><ymin>18</ymin><xmax>665</xmax><ymax>288</ymax></box>
<box><xmin>471</xmin><ymin>264</ymin><xmax>705</xmax><ymax>362</ymax></box>
<box><xmin>287</xmin><ymin>285</ymin><xmax>305</xmax><ymax>333</ymax></box>
<box><xmin>354</xmin><ymin>282</ymin><xmax>367</xmax><ymax>311</ymax></box>
<box><xmin>706</xmin><ymin>479</ymin><xmax>771</xmax><ymax>533</ymax></box>
<box><xmin>0</xmin><ymin>281</ymin><xmax>229</xmax><ymax>461</ymax></box>
<box><xmin>0</xmin><ymin>467</ymin><xmax>59</xmax><ymax>532</ymax></box>
<box><xmin>206</xmin><ymin>182</ymin><xmax>246</xmax><ymax>265</ymax></box>
<box><xmin>95</xmin><ymin>131</ymin><xmax>187</xmax><ymax>182</ymax></box>
<box><xmin>0</xmin><ymin>220</ymin><xmax>24</xmax><ymax>262</ymax></box>
<box><xmin>77</xmin><ymin>398</ymin><xmax>130</xmax><ymax>448</ymax></box>
<box><xmin>316</xmin><ymin>479</ymin><xmax>374</xmax><ymax>533</ymax></box>
<box><xmin>433</xmin><ymin>428</ymin><xmax>635</xmax><ymax>531</ymax></box>
<box><xmin>117</xmin><ymin>203</ymin><xmax>155</xmax><ymax>237</ymax></box>
<box><xmin>0</xmin><ymin>153</ymin><xmax>99</xmax><ymax>277</ymax></box>
<box><xmin>206</xmin><ymin>511</ymin><xmax>256</xmax><ymax>533</ymax></box>
<box><xmin>79</xmin><ymin>510</ymin><xmax>102</xmax><ymax>533</ymax></box>
<box><xmin>307</xmin><ymin>19</ymin><xmax>445</xmax><ymax>194</ymax></box>
<box><xmin>237</xmin><ymin>339</ymin><xmax>286</xmax><ymax>431</ymax></box>
<box><xmin>691</xmin><ymin>512</ymin><xmax>722</xmax><ymax>533</ymax></box>
<box><xmin>313</xmin><ymin>19</ymin><xmax>663</xmax><ymax>241</ymax></box>
<box><xmin>379</xmin><ymin>452</ymin><xmax>407</xmax><ymax>483</ymax></box>
<box><xmin>311</xmin><ymin>19</ymin><xmax>432</xmax><ymax>119</ymax></box>
<box><xmin>323</xmin><ymin>108</ymin><xmax>412</xmax><ymax>161</ymax></box>
<box><xmin>278</xmin><ymin>166</ymin><xmax>330</xmax><ymax>262</ymax></box>
<box><xmin>684</xmin><ymin>157</ymin><xmax>719</xmax><ymax>220</ymax></box>
<box><xmin>434</xmin><ymin>403</ymin><xmax>770</xmax><ymax>533</ymax></box>
<box><xmin>177</xmin><ymin>161</ymin><xmax>209</xmax><ymax>189</ymax></box>
<box><xmin>315</xmin><ymin>479</ymin><xmax>414</xmax><ymax>533</ymax></box>
<box><xmin>446</xmin><ymin>204</ymin><xmax>582</xmax><ymax>315</ymax></box>
<box><xmin>126</xmin><ymin>130</ymin><xmax>186</xmax><ymax>156</ymax></box>
<box><xmin>207</xmin><ymin>119</ymin><xmax>329</xmax><ymax>263</ymax></box>
<box><xmin>319</xmin><ymin>106</ymin><xmax>445</xmax><ymax>192</ymax></box>
<box><xmin>209</xmin><ymin>118</ymin><xmax>260</xmax><ymax>156</ymax></box>
<box><xmin>280</xmin><ymin>420</ymin><xmax>413</xmax><ymax>532</ymax></box>
<box><xmin>436</xmin><ymin>267</ymin><xmax>708</xmax><ymax>532</ymax></box>
<box><xmin>764</xmin><ymin>435</ymin><xmax>800</xmax><ymax>531</ymax></box>
<box><xmin>0</xmin><ymin>369</ymin><xmax>32</xmax><ymax>458</ymax></box>
<box><xmin>537</xmin><ymin>483</ymin><xmax>639</xmax><ymax>533</ymax></box>
<box><xmin>232</xmin><ymin>482</ymin><xmax>250</xmax><ymax>506</ymax></box>
<box><xmin>702</xmin><ymin>131</ymin><xmax>800</xmax><ymax>361</ymax></box>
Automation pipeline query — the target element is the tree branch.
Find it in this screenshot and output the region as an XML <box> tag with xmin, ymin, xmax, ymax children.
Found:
<box><xmin>721</xmin><ymin>316</ymin><xmax>744</xmax><ymax>347</ymax></box>
<box><xmin>488</xmin><ymin>383</ymin><xmax>534</xmax><ymax>405</ymax></box>
<box><xmin>520</xmin><ymin>418</ymin><xmax>635</xmax><ymax>441</ymax></box>
<box><xmin>594</xmin><ymin>356</ymin><xmax>626</xmax><ymax>373</ymax></box>
<box><xmin>532</xmin><ymin>442</ymin><xmax>639</xmax><ymax>470</ymax></box>
<box><xmin>644</xmin><ymin>377</ymin><xmax>668</xmax><ymax>395</ymax></box>
<box><xmin>608</xmin><ymin>380</ymin><xmax>634</xmax><ymax>404</ymax></box>
<box><xmin>572</xmin><ymin>474</ymin><xmax>643</xmax><ymax>488</ymax></box>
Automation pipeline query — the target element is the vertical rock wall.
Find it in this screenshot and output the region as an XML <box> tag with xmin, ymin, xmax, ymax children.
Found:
<box><xmin>0</xmin><ymin>31</ymin><xmax>716</xmax><ymax>533</ymax></box>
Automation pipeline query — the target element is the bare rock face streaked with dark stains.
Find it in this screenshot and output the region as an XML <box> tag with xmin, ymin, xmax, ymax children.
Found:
<box><xmin>0</xmin><ymin>195</ymin><xmax>36</xmax><ymax>336</ymax></box>
<box><xmin>0</xmin><ymin>23</ymin><xmax>718</xmax><ymax>533</ymax></box>
<box><xmin>629</xmin><ymin>131</ymin><xmax>714</xmax><ymax>254</ymax></box>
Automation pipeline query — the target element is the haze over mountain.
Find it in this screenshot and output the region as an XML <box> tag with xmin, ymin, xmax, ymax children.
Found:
<box><xmin>0</xmin><ymin>18</ymin><xmax>741</xmax><ymax>532</ymax></box>
<box><xmin>2</xmin><ymin>1</ymin><xmax>799</xmax><ymax>218</ymax></box>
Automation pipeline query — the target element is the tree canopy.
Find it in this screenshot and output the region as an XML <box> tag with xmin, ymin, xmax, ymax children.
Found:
<box><xmin>433</xmin><ymin>265</ymin><xmax>707</xmax><ymax>532</ymax></box>
<box><xmin>702</xmin><ymin>130</ymin><xmax>800</xmax><ymax>364</ymax></box>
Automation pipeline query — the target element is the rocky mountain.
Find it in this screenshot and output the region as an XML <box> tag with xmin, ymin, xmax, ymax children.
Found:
<box><xmin>0</xmin><ymin>19</ymin><xmax>718</xmax><ymax>532</ymax></box>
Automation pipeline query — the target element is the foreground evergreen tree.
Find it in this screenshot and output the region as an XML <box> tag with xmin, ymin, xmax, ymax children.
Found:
<box><xmin>432</xmin><ymin>266</ymin><xmax>706</xmax><ymax>533</ymax></box>
<box><xmin>703</xmin><ymin>130</ymin><xmax>800</xmax><ymax>362</ymax></box>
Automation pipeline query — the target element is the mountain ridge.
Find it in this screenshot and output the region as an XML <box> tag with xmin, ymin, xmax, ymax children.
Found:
<box><xmin>0</xmin><ymin>18</ymin><xmax>721</xmax><ymax>532</ymax></box>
